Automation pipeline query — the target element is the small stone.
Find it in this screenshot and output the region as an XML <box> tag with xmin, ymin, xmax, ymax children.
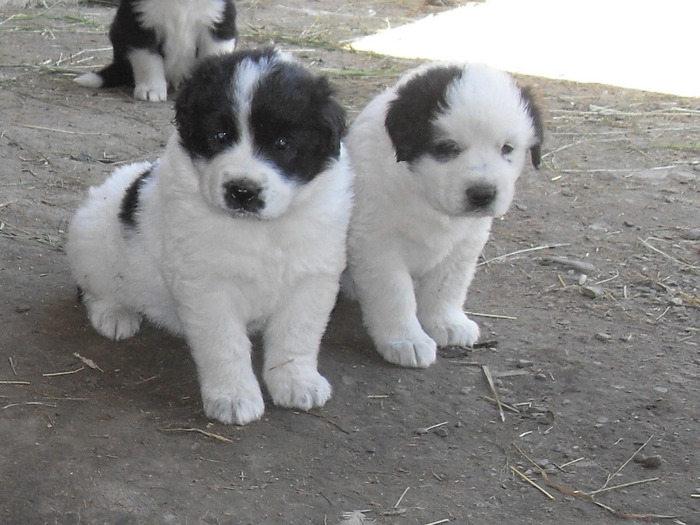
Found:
<box><xmin>653</xmin><ymin>386</ymin><xmax>668</xmax><ymax>394</ymax></box>
<box><xmin>580</xmin><ymin>285</ymin><xmax>604</xmax><ymax>299</ymax></box>
<box><xmin>516</xmin><ymin>359</ymin><xmax>534</xmax><ymax>368</ymax></box>
<box><xmin>594</xmin><ymin>333</ymin><xmax>611</xmax><ymax>342</ymax></box>
<box><xmin>435</xmin><ymin>427</ymin><xmax>449</xmax><ymax>438</ymax></box>
<box><xmin>634</xmin><ymin>454</ymin><xmax>662</xmax><ymax>469</ymax></box>
<box><xmin>15</xmin><ymin>305</ymin><xmax>30</xmax><ymax>313</ymax></box>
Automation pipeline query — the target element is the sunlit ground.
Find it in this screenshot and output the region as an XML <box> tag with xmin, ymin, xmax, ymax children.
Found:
<box><xmin>351</xmin><ymin>0</ymin><xmax>699</xmax><ymax>97</ymax></box>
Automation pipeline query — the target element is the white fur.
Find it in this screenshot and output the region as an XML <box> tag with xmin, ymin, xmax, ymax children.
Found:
<box><xmin>344</xmin><ymin>63</ymin><xmax>540</xmax><ymax>368</ymax></box>
<box><xmin>67</xmin><ymin>58</ymin><xmax>352</xmax><ymax>425</ymax></box>
<box><xmin>133</xmin><ymin>0</ymin><xmax>235</xmax><ymax>93</ymax></box>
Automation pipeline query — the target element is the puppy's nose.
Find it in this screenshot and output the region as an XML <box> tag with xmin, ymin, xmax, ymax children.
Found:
<box><xmin>223</xmin><ymin>180</ymin><xmax>263</xmax><ymax>213</ymax></box>
<box><xmin>466</xmin><ymin>184</ymin><xmax>497</xmax><ymax>209</ymax></box>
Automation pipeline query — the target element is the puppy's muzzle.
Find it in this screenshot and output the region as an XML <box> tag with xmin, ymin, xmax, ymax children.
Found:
<box><xmin>223</xmin><ymin>179</ymin><xmax>264</xmax><ymax>214</ymax></box>
<box><xmin>466</xmin><ymin>183</ymin><xmax>497</xmax><ymax>211</ymax></box>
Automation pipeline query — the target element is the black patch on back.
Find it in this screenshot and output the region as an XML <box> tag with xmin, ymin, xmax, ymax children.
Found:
<box><xmin>385</xmin><ymin>66</ymin><xmax>463</xmax><ymax>163</ymax></box>
<box><xmin>250</xmin><ymin>60</ymin><xmax>346</xmax><ymax>183</ymax></box>
<box><xmin>119</xmin><ymin>166</ymin><xmax>153</xmax><ymax>229</ymax></box>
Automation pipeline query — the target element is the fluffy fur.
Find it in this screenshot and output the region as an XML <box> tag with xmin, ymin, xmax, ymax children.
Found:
<box><xmin>66</xmin><ymin>49</ymin><xmax>351</xmax><ymax>425</ymax></box>
<box><xmin>343</xmin><ymin>62</ymin><xmax>543</xmax><ymax>368</ymax></box>
<box><xmin>74</xmin><ymin>0</ymin><xmax>237</xmax><ymax>101</ymax></box>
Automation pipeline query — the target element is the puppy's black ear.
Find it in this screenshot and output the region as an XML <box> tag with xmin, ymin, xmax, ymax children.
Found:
<box><xmin>317</xmin><ymin>78</ymin><xmax>346</xmax><ymax>160</ymax></box>
<box><xmin>519</xmin><ymin>85</ymin><xmax>544</xmax><ymax>169</ymax></box>
<box><xmin>385</xmin><ymin>66</ymin><xmax>463</xmax><ymax>163</ymax></box>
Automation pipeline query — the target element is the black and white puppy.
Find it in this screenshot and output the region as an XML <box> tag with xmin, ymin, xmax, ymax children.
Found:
<box><xmin>66</xmin><ymin>49</ymin><xmax>351</xmax><ymax>425</ymax></box>
<box><xmin>74</xmin><ymin>0</ymin><xmax>236</xmax><ymax>101</ymax></box>
<box><xmin>343</xmin><ymin>62</ymin><xmax>543</xmax><ymax>368</ymax></box>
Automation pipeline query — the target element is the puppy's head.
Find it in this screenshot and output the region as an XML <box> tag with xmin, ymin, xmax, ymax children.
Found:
<box><xmin>174</xmin><ymin>48</ymin><xmax>346</xmax><ymax>219</ymax></box>
<box><xmin>385</xmin><ymin>63</ymin><xmax>543</xmax><ymax>217</ymax></box>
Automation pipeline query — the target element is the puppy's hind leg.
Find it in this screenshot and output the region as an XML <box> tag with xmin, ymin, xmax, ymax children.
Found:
<box><xmin>81</xmin><ymin>290</ymin><xmax>142</xmax><ymax>341</ymax></box>
<box><xmin>262</xmin><ymin>276</ymin><xmax>336</xmax><ymax>411</ymax></box>
<box><xmin>128</xmin><ymin>48</ymin><xmax>168</xmax><ymax>102</ymax></box>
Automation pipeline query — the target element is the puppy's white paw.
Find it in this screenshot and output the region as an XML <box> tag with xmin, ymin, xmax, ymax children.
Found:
<box><xmin>424</xmin><ymin>313</ymin><xmax>480</xmax><ymax>348</ymax></box>
<box><xmin>265</xmin><ymin>367</ymin><xmax>332</xmax><ymax>411</ymax></box>
<box><xmin>377</xmin><ymin>332</ymin><xmax>437</xmax><ymax>368</ymax></box>
<box><xmin>133</xmin><ymin>83</ymin><xmax>167</xmax><ymax>102</ymax></box>
<box><xmin>201</xmin><ymin>386</ymin><xmax>265</xmax><ymax>425</ymax></box>
<box><xmin>87</xmin><ymin>300</ymin><xmax>141</xmax><ymax>340</ymax></box>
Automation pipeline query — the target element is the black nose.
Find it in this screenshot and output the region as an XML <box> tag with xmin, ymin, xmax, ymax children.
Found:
<box><xmin>223</xmin><ymin>180</ymin><xmax>263</xmax><ymax>213</ymax></box>
<box><xmin>466</xmin><ymin>184</ymin><xmax>497</xmax><ymax>209</ymax></box>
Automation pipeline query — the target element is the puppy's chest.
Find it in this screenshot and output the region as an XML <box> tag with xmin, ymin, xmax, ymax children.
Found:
<box><xmin>135</xmin><ymin>0</ymin><xmax>222</xmax><ymax>49</ymax></box>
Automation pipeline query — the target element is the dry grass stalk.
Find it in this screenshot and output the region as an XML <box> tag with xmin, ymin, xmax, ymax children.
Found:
<box><xmin>510</xmin><ymin>466</ymin><xmax>555</xmax><ymax>500</ymax></box>
<box><xmin>478</xmin><ymin>243</ymin><xmax>570</xmax><ymax>267</ymax></box>
<box><xmin>42</xmin><ymin>366</ymin><xmax>85</xmax><ymax>377</ymax></box>
<box><xmin>73</xmin><ymin>352</ymin><xmax>104</xmax><ymax>372</ymax></box>
<box><xmin>0</xmin><ymin>380</ymin><xmax>30</xmax><ymax>385</ymax></box>
<box><xmin>161</xmin><ymin>427</ymin><xmax>232</xmax><ymax>443</ymax></box>
<box><xmin>481</xmin><ymin>365</ymin><xmax>505</xmax><ymax>422</ymax></box>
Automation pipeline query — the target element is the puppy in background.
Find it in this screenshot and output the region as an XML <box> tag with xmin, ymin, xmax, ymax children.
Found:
<box><xmin>343</xmin><ymin>62</ymin><xmax>543</xmax><ymax>368</ymax></box>
<box><xmin>74</xmin><ymin>0</ymin><xmax>236</xmax><ymax>101</ymax></box>
<box><xmin>66</xmin><ymin>49</ymin><xmax>351</xmax><ymax>425</ymax></box>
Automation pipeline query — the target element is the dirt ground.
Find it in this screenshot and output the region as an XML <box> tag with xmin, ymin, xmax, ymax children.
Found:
<box><xmin>1</xmin><ymin>1</ymin><xmax>698</xmax><ymax>524</ymax></box>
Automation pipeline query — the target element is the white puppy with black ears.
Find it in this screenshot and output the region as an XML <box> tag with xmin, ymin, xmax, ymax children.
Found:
<box><xmin>74</xmin><ymin>0</ymin><xmax>237</xmax><ymax>101</ymax></box>
<box><xmin>66</xmin><ymin>49</ymin><xmax>351</xmax><ymax>425</ymax></box>
<box><xmin>343</xmin><ymin>62</ymin><xmax>543</xmax><ymax>368</ymax></box>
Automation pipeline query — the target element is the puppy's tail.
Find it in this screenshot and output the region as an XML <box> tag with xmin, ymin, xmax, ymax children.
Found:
<box><xmin>74</xmin><ymin>60</ymin><xmax>133</xmax><ymax>89</ymax></box>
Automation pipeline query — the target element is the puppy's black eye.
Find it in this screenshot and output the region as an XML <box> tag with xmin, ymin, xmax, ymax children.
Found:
<box><xmin>214</xmin><ymin>131</ymin><xmax>229</xmax><ymax>144</ymax></box>
<box><xmin>501</xmin><ymin>143</ymin><xmax>514</xmax><ymax>156</ymax></box>
<box><xmin>274</xmin><ymin>137</ymin><xmax>291</xmax><ymax>151</ymax></box>
<box><xmin>431</xmin><ymin>140</ymin><xmax>461</xmax><ymax>161</ymax></box>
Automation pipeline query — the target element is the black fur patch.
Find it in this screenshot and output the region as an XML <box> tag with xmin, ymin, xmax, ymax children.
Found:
<box><xmin>518</xmin><ymin>85</ymin><xmax>545</xmax><ymax>168</ymax></box>
<box><xmin>385</xmin><ymin>66</ymin><xmax>463</xmax><ymax>163</ymax></box>
<box><xmin>119</xmin><ymin>166</ymin><xmax>153</xmax><ymax>229</ymax></box>
<box><xmin>175</xmin><ymin>48</ymin><xmax>346</xmax><ymax>184</ymax></box>
<box><xmin>250</xmin><ymin>58</ymin><xmax>346</xmax><ymax>183</ymax></box>
<box><xmin>211</xmin><ymin>0</ymin><xmax>237</xmax><ymax>41</ymax></box>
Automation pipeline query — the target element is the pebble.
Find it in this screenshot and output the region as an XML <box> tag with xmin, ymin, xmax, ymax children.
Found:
<box><xmin>634</xmin><ymin>454</ymin><xmax>662</xmax><ymax>469</ymax></box>
<box><xmin>580</xmin><ymin>285</ymin><xmax>604</xmax><ymax>299</ymax></box>
<box><xmin>594</xmin><ymin>333</ymin><xmax>611</xmax><ymax>342</ymax></box>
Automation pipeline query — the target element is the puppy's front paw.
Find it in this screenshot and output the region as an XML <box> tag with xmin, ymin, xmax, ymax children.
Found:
<box><xmin>265</xmin><ymin>367</ymin><xmax>332</xmax><ymax>411</ymax></box>
<box><xmin>201</xmin><ymin>386</ymin><xmax>265</xmax><ymax>425</ymax></box>
<box><xmin>87</xmin><ymin>300</ymin><xmax>141</xmax><ymax>340</ymax></box>
<box><xmin>424</xmin><ymin>313</ymin><xmax>480</xmax><ymax>348</ymax></box>
<box><xmin>133</xmin><ymin>82</ymin><xmax>167</xmax><ymax>102</ymax></box>
<box><xmin>377</xmin><ymin>333</ymin><xmax>437</xmax><ymax>368</ymax></box>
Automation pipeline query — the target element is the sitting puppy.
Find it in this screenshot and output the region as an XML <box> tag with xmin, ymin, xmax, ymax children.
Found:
<box><xmin>343</xmin><ymin>62</ymin><xmax>543</xmax><ymax>368</ymax></box>
<box><xmin>66</xmin><ymin>49</ymin><xmax>351</xmax><ymax>425</ymax></box>
<box><xmin>74</xmin><ymin>0</ymin><xmax>236</xmax><ymax>101</ymax></box>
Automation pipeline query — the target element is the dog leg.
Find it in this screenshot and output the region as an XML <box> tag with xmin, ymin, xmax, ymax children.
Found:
<box><xmin>128</xmin><ymin>48</ymin><xmax>168</xmax><ymax>102</ymax></box>
<box><xmin>262</xmin><ymin>276</ymin><xmax>334</xmax><ymax>410</ymax></box>
<box><xmin>353</xmin><ymin>261</ymin><xmax>437</xmax><ymax>368</ymax></box>
<box><xmin>416</xmin><ymin>242</ymin><xmax>482</xmax><ymax>348</ymax></box>
<box><xmin>82</xmin><ymin>291</ymin><xmax>142</xmax><ymax>340</ymax></box>
<box><xmin>178</xmin><ymin>293</ymin><xmax>264</xmax><ymax>425</ymax></box>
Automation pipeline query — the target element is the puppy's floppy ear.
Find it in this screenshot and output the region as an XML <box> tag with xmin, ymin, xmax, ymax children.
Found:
<box><xmin>518</xmin><ymin>84</ymin><xmax>544</xmax><ymax>169</ymax></box>
<box><xmin>316</xmin><ymin>77</ymin><xmax>346</xmax><ymax>160</ymax></box>
<box><xmin>385</xmin><ymin>66</ymin><xmax>463</xmax><ymax>163</ymax></box>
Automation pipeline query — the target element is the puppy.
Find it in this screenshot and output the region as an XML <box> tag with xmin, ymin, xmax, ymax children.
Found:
<box><xmin>66</xmin><ymin>49</ymin><xmax>351</xmax><ymax>425</ymax></box>
<box><xmin>343</xmin><ymin>62</ymin><xmax>543</xmax><ymax>368</ymax></box>
<box><xmin>74</xmin><ymin>0</ymin><xmax>236</xmax><ymax>101</ymax></box>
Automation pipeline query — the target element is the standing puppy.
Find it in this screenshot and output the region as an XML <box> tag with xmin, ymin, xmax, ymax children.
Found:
<box><xmin>344</xmin><ymin>62</ymin><xmax>543</xmax><ymax>368</ymax></box>
<box><xmin>75</xmin><ymin>0</ymin><xmax>236</xmax><ymax>101</ymax></box>
<box><xmin>66</xmin><ymin>49</ymin><xmax>351</xmax><ymax>425</ymax></box>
